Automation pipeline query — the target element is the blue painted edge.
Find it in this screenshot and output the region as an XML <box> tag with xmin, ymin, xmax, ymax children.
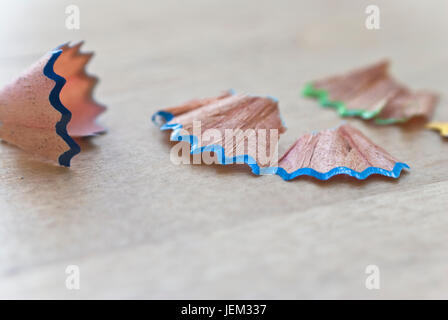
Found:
<box><xmin>42</xmin><ymin>48</ymin><xmax>81</xmax><ymax>167</ymax></box>
<box><xmin>150</xmin><ymin>111</ymin><xmax>410</xmax><ymax>181</ymax></box>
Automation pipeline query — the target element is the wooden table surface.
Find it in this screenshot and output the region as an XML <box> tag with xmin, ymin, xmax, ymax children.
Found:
<box><xmin>0</xmin><ymin>0</ymin><xmax>447</xmax><ymax>299</ymax></box>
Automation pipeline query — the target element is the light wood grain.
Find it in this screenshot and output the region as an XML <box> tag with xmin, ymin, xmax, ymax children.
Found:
<box><xmin>0</xmin><ymin>0</ymin><xmax>447</xmax><ymax>299</ymax></box>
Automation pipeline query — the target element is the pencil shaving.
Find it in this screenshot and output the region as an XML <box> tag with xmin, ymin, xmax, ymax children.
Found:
<box><xmin>153</xmin><ymin>91</ymin><xmax>286</xmax><ymax>168</ymax></box>
<box><xmin>277</xmin><ymin>124</ymin><xmax>409</xmax><ymax>180</ymax></box>
<box><xmin>304</xmin><ymin>60</ymin><xmax>438</xmax><ymax>124</ymax></box>
<box><xmin>427</xmin><ymin>122</ymin><xmax>448</xmax><ymax>137</ymax></box>
<box><xmin>0</xmin><ymin>42</ymin><xmax>105</xmax><ymax>166</ymax></box>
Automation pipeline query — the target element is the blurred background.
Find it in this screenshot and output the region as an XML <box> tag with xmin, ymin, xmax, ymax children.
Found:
<box><xmin>0</xmin><ymin>0</ymin><xmax>447</xmax><ymax>299</ymax></box>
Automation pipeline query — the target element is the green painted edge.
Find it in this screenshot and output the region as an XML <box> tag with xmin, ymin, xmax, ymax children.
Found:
<box><xmin>302</xmin><ymin>82</ymin><xmax>407</xmax><ymax>124</ymax></box>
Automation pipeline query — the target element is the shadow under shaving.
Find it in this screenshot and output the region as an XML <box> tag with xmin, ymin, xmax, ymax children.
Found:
<box><xmin>2</xmin><ymin>140</ymin><xmax>71</xmax><ymax>175</ymax></box>
<box><xmin>74</xmin><ymin>135</ymin><xmax>101</xmax><ymax>153</ymax></box>
<box><xmin>2</xmin><ymin>133</ymin><xmax>101</xmax><ymax>174</ymax></box>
